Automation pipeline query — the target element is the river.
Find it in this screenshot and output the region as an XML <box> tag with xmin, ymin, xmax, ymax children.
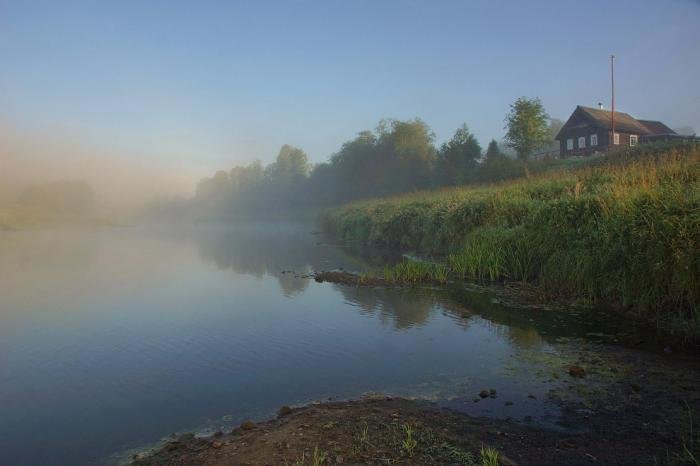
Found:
<box><xmin>0</xmin><ymin>222</ymin><xmax>697</xmax><ymax>464</ymax></box>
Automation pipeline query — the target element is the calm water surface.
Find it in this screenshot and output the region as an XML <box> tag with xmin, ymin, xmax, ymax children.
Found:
<box><xmin>0</xmin><ymin>223</ymin><xmax>677</xmax><ymax>464</ymax></box>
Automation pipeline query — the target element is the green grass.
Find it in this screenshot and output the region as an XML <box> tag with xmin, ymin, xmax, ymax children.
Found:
<box><xmin>321</xmin><ymin>143</ymin><xmax>700</xmax><ymax>344</ymax></box>
<box><xmin>401</xmin><ymin>423</ymin><xmax>418</xmax><ymax>457</ymax></box>
<box><xmin>287</xmin><ymin>446</ymin><xmax>327</xmax><ymax>466</ymax></box>
<box><xmin>480</xmin><ymin>445</ymin><xmax>500</xmax><ymax>466</ymax></box>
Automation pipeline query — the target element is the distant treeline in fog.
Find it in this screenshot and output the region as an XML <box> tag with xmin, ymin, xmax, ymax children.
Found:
<box><xmin>153</xmin><ymin>116</ymin><xmax>564</xmax><ymax>220</ymax></box>
<box><xmin>0</xmin><ymin>180</ymin><xmax>96</xmax><ymax>229</ymax></box>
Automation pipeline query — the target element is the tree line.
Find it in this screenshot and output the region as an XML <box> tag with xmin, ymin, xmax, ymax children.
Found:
<box><xmin>159</xmin><ymin>97</ymin><xmax>560</xmax><ymax>219</ymax></box>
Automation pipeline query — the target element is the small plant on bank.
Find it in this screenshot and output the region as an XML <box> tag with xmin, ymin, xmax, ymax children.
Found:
<box><xmin>441</xmin><ymin>442</ymin><xmax>477</xmax><ymax>465</ymax></box>
<box><xmin>480</xmin><ymin>445</ymin><xmax>500</xmax><ymax>466</ymax></box>
<box><xmin>311</xmin><ymin>446</ymin><xmax>327</xmax><ymax>466</ymax></box>
<box><xmin>401</xmin><ymin>423</ymin><xmax>418</xmax><ymax>457</ymax></box>
<box><xmin>358</xmin><ymin>421</ymin><xmax>371</xmax><ymax>447</ymax></box>
<box><xmin>287</xmin><ymin>446</ymin><xmax>327</xmax><ymax>466</ymax></box>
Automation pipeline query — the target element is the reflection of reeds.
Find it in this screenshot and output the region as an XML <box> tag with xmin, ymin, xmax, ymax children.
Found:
<box><xmin>323</xmin><ymin>144</ymin><xmax>700</xmax><ymax>344</ymax></box>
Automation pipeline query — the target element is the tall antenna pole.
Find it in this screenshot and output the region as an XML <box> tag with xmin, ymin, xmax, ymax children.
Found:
<box><xmin>611</xmin><ymin>54</ymin><xmax>615</xmax><ymax>145</ymax></box>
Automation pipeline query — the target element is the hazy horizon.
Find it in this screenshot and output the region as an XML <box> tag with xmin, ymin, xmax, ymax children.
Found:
<box><xmin>2</xmin><ymin>0</ymin><xmax>699</xmax><ymax>206</ymax></box>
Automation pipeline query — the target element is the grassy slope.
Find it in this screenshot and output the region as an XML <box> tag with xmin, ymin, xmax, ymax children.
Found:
<box><xmin>321</xmin><ymin>144</ymin><xmax>700</xmax><ymax>342</ymax></box>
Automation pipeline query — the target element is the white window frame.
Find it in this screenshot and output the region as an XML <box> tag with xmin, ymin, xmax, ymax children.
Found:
<box><xmin>578</xmin><ymin>136</ymin><xmax>586</xmax><ymax>149</ymax></box>
<box><xmin>613</xmin><ymin>133</ymin><xmax>620</xmax><ymax>145</ymax></box>
<box><xmin>590</xmin><ymin>134</ymin><xmax>598</xmax><ymax>146</ymax></box>
<box><xmin>566</xmin><ymin>138</ymin><xmax>573</xmax><ymax>150</ymax></box>
<box><xmin>630</xmin><ymin>134</ymin><xmax>638</xmax><ymax>146</ymax></box>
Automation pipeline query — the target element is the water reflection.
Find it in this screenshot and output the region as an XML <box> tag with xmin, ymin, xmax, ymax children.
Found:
<box><xmin>188</xmin><ymin>222</ymin><xmax>373</xmax><ymax>297</ymax></box>
<box><xmin>0</xmin><ymin>223</ymin><xmax>669</xmax><ymax>465</ymax></box>
<box><xmin>185</xmin><ymin>223</ymin><xmax>618</xmax><ymax>347</ymax></box>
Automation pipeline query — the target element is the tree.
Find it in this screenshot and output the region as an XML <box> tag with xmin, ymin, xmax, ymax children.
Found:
<box><xmin>479</xmin><ymin>139</ymin><xmax>525</xmax><ymax>182</ymax></box>
<box><xmin>269</xmin><ymin>144</ymin><xmax>310</xmax><ymax>183</ymax></box>
<box><xmin>375</xmin><ymin>118</ymin><xmax>436</xmax><ymax>195</ymax></box>
<box><xmin>484</xmin><ymin>139</ymin><xmax>502</xmax><ymax>161</ymax></box>
<box><xmin>436</xmin><ymin>124</ymin><xmax>482</xmax><ymax>185</ymax></box>
<box><xmin>504</xmin><ymin>97</ymin><xmax>550</xmax><ymax>161</ymax></box>
<box><xmin>230</xmin><ymin>161</ymin><xmax>264</xmax><ymax>193</ymax></box>
<box><xmin>548</xmin><ymin>118</ymin><xmax>564</xmax><ymax>141</ymax></box>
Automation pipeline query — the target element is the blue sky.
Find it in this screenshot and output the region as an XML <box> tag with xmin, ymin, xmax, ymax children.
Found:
<box><xmin>1</xmin><ymin>0</ymin><xmax>699</xmax><ymax>171</ymax></box>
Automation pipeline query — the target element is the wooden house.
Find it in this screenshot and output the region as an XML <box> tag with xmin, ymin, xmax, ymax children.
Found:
<box><xmin>555</xmin><ymin>105</ymin><xmax>676</xmax><ymax>156</ymax></box>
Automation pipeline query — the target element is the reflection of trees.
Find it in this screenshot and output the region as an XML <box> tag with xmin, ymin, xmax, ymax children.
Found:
<box><xmin>189</xmin><ymin>223</ymin><xmax>603</xmax><ymax>348</ymax></box>
<box><xmin>440</xmin><ymin>285</ymin><xmax>627</xmax><ymax>350</ymax></box>
<box><xmin>336</xmin><ymin>286</ymin><xmax>438</xmax><ymax>330</ymax></box>
<box><xmin>440</xmin><ymin>286</ymin><xmax>546</xmax><ymax>349</ymax></box>
<box><xmin>193</xmin><ymin>224</ymin><xmax>315</xmax><ymax>296</ymax></box>
<box><xmin>191</xmin><ymin>222</ymin><xmax>373</xmax><ymax>297</ymax></box>
<box><xmin>338</xmin><ymin>283</ymin><xmax>548</xmax><ymax>348</ymax></box>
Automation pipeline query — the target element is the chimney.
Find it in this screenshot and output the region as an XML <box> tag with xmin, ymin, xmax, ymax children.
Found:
<box><xmin>598</xmin><ymin>102</ymin><xmax>604</xmax><ymax>109</ymax></box>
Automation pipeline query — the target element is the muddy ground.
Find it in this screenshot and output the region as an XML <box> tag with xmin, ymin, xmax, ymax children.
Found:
<box><xmin>132</xmin><ymin>348</ymin><xmax>699</xmax><ymax>466</ymax></box>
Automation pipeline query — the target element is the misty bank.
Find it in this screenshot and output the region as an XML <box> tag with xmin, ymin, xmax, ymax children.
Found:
<box><xmin>321</xmin><ymin>144</ymin><xmax>700</xmax><ymax>345</ymax></box>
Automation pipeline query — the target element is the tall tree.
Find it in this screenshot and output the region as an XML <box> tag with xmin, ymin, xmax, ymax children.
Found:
<box><xmin>484</xmin><ymin>139</ymin><xmax>502</xmax><ymax>161</ymax></box>
<box><xmin>504</xmin><ymin>97</ymin><xmax>550</xmax><ymax>161</ymax></box>
<box><xmin>375</xmin><ymin>119</ymin><xmax>436</xmax><ymax>195</ymax></box>
<box><xmin>270</xmin><ymin>144</ymin><xmax>310</xmax><ymax>183</ymax></box>
<box><xmin>436</xmin><ymin>124</ymin><xmax>482</xmax><ymax>185</ymax></box>
<box><xmin>481</xmin><ymin>139</ymin><xmax>519</xmax><ymax>181</ymax></box>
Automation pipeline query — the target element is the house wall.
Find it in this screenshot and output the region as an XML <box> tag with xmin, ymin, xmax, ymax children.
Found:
<box><xmin>558</xmin><ymin>128</ymin><xmax>638</xmax><ymax>156</ymax></box>
<box><xmin>558</xmin><ymin>125</ymin><xmax>605</xmax><ymax>156</ymax></box>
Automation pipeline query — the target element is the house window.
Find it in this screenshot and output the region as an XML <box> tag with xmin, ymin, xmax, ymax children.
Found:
<box><xmin>613</xmin><ymin>133</ymin><xmax>620</xmax><ymax>145</ymax></box>
<box><xmin>578</xmin><ymin>137</ymin><xmax>586</xmax><ymax>149</ymax></box>
<box><xmin>566</xmin><ymin>138</ymin><xmax>573</xmax><ymax>150</ymax></box>
<box><xmin>630</xmin><ymin>134</ymin><xmax>638</xmax><ymax>146</ymax></box>
<box><xmin>590</xmin><ymin>134</ymin><xmax>598</xmax><ymax>146</ymax></box>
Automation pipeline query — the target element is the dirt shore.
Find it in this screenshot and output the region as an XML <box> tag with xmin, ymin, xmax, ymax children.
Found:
<box><xmin>131</xmin><ymin>383</ymin><xmax>698</xmax><ymax>466</ymax></box>
<box><xmin>130</xmin><ymin>275</ymin><xmax>700</xmax><ymax>465</ymax></box>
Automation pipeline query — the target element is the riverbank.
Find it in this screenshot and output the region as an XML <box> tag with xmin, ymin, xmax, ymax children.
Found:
<box><xmin>320</xmin><ymin>144</ymin><xmax>700</xmax><ymax>346</ymax></box>
<box><xmin>132</xmin><ymin>396</ymin><xmax>691</xmax><ymax>466</ymax></box>
<box><xmin>129</xmin><ymin>274</ymin><xmax>700</xmax><ymax>465</ymax></box>
<box><xmin>132</xmin><ymin>336</ymin><xmax>700</xmax><ymax>465</ymax></box>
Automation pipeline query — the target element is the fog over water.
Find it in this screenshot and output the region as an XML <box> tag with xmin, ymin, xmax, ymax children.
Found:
<box><xmin>0</xmin><ymin>121</ymin><xmax>203</xmax><ymax>216</ymax></box>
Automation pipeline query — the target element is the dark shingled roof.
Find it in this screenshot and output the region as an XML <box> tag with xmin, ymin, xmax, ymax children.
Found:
<box><xmin>577</xmin><ymin>106</ymin><xmax>651</xmax><ymax>134</ymax></box>
<box><xmin>638</xmin><ymin>120</ymin><xmax>676</xmax><ymax>135</ymax></box>
<box><xmin>555</xmin><ymin>105</ymin><xmax>676</xmax><ymax>141</ymax></box>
